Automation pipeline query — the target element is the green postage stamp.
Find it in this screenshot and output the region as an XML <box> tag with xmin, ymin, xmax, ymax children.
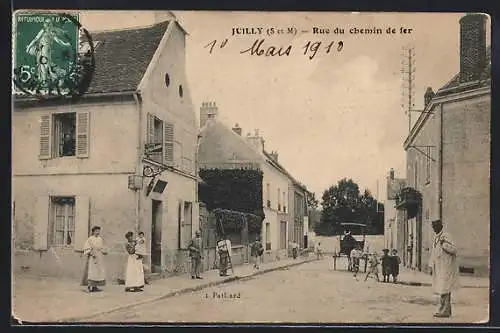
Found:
<box><xmin>13</xmin><ymin>12</ymin><xmax>83</xmax><ymax>97</ymax></box>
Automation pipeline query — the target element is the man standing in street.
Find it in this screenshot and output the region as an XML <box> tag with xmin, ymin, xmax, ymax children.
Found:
<box><xmin>217</xmin><ymin>235</ymin><xmax>232</xmax><ymax>277</ymax></box>
<box><xmin>430</xmin><ymin>219</ymin><xmax>460</xmax><ymax>318</ymax></box>
<box><xmin>188</xmin><ymin>230</ymin><xmax>203</xmax><ymax>279</ymax></box>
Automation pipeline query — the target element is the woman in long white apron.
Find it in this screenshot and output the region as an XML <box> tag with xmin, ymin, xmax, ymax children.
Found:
<box><xmin>124</xmin><ymin>231</ymin><xmax>145</xmax><ymax>292</ymax></box>
<box><xmin>81</xmin><ymin>226</ymin><xmax>107</xmax><ymax>292</ymax></box>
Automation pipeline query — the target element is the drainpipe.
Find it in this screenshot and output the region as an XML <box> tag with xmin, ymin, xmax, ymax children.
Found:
<box><xmin>134</xmin><ymin>91</ymin><xmax>144</xmax><ymax>234</ymax></box>
<box><xmin>439</xmin><ymin>103</ymin><xmax>443</xmax><ymax>221</ymax></box>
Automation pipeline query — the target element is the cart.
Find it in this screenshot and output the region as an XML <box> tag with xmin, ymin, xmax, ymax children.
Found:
<box><xmin>331</xmin><ymin>222</ymin><xmax>369</xmax><ymax>273</ymax></box>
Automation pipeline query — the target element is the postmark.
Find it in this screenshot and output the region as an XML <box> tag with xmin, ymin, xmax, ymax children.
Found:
<box><xmin>12</xmin><ymin>11</ymin><xmax>95</xmax><ymax>100</ymax></box>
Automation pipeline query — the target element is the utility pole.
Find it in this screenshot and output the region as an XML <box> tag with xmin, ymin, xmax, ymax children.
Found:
<box><xmin>401</xmin><ymin>44</ymin><xmax>416</xmax><ymax>134</ymax></box>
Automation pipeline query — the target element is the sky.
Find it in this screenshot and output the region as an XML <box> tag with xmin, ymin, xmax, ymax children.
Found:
<box><xmin>80</xmin><ymin>11</ymin><xmax>491</xmax><ymax>203</ymax></box>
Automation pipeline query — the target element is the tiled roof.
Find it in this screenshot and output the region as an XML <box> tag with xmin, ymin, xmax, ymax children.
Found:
<box><xmin>198</xmin><ymin>119</ymin><xmax>266</xmax><ymax>167</ymax></box>
<box><xmin>437</xmin><ymin>45</ymin><xmax>491</xmax><ymax>93</ymax></box>
<box><xmin>86</xmin><ymin>21</ymin><xmax>170</xmax><ymax>94</ymax></box>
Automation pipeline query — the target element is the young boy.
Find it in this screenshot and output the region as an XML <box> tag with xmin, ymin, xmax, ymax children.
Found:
<box><xmin>350</xmin><ymin>245</ymin><xmax>363</xmax><ymax>280</ymax></box>
<box><xmin>364</xmin><ymin>252</ymin><xmax>380</xmax><ymax>282</ymax></box>
<box><xmin>381</xmin><ymin>248</ymin><xmax>392</xmax><ymax>283</ymax></box>
<box><xmin>135</xmin><ymin>232</ymin><xmax>147</xmax><ymax>260</ymax></box>
<box><xmin>251</xmin><ymin>236</ymin><xmax>264</xmax><ymax>269</ymax></box>
<box><xmin>315</xmin><ymin>242</ymin><xmax>324</xmax><ymax>260</ymax></box>
<box><xmin>391</xmin><ymin>249</ymin><xmax>401</xmax><ymax>283</ymax></box>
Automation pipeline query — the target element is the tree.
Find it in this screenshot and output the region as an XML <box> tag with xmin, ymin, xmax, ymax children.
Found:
<box><xmin>306</xmin><ymin>191</ymin><xmax>319</xmax><ymax>210</ymax></box>
<box><xmin>314</xmin><ymin>178</ymin><xmax>384</xmax><ymax>236</ymax></box>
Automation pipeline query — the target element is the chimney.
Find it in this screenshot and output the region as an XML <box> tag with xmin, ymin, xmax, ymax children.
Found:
<box><xmin>232</xmin><ymin>123</ymin><xmax>242</xmax><ymax>136</ymax></box>
<box><xmin>270</xmin><ymin>151</ymin><xmax>279</xmax><ymax>162</ymax></box>
<box><xmin>459</xmin><ymin>13</ymin><xmax>487</xmax><ymax>83</ymax></box>
<box><xmin>389</xmin><ymin>168</ymin><xmax>395</xmax><ymax>180</ymax></box>
<box><xmin>245</xmin><ymin>129</ymin><xmax>265</xmax><ymax>152</ymax></box>
<box><xmin>424</xmin><ymin>87</ymin><xmax>435</xmax><ymax>107</ymax></box>
<box><xmin>154</xmin><ymin>11</ymin><xmax>177</xmax><ymax>23</ymax></box>
<box><xmin>200</xmin><ymin>101</ymin><xmax>218</xmax><ymax>128</ymax></box>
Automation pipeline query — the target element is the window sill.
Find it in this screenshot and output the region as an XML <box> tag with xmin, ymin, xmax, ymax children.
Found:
<box><xmin>50</xmin><ymin>245</ymin><xmax>76</xmax><ymax>250</ymax></box>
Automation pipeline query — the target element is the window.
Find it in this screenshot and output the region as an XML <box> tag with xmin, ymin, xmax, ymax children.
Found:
<box><xmin>179</xmin><ymin>85</ymin><xmax>183</xmax><ymax>98</ymax></box>
<box><xmin>49</xmin><ymin>197</ymin><xmax>75</xmax><ymax>246</ymax></box>
<box><xmin>266</xmin><ymin>183</ymin><xmax>271</xmax><ymax>207</ymax></box>
<box><xmin>282</xmin><ymin>191</ymin><xmax>286</xmax><ymax>212</ymax></box>
<box><xmin>179</xmin><ymin>201</ymin><xmax>193</xmax><ymax>249</ymax></box>
<box><xmin>39</xmin><ymin>112</ymin><xmax>90</xmax><ymax>160</ymax></box>
<box><xmin>280</xmin><ymin>221</ymin><xmax>287</xmax><ymax>249</ymax></box>
<box><xmin>164</xmin><ymin>73</ymin><xmax>170</xmax><ymax>87</ymax></box>
<box><xmin>146</xmin><ymin>113</ymin><xmax>174</xmax><ymax>166</ymax></box>
<box><xmin>425</xmin><ymin>146</ymin><xmax>431</xmax><ymax>184</ymax></box>
<box><xmin>277</xmin><ymin>188</ymin><xmax>281</xmax><ymax>211</ymax></box>
<box><xmin>53</xmin><ymin>113</ymin><xmax>76</xmax><ymax>157</ymax></box>
<box><xmin>265</xmin><ymin>222</ymin><xmax>271</xmax><ymax>251</ymax></box>
<box><xmin>34</xmin><ymin>195</ymin><xmax>89</xmax><ymax>251</ymax></box>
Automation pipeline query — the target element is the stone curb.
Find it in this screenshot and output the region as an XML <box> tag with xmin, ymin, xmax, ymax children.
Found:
<box><xmin>396</xmin><ymin>281</ymin><xmax>488</xmax><ymax>289</ymax></box>
<box><xmin>57</xmin><ymin>258</ymin><xmax>315</xmax><ymax>322</ymax></box>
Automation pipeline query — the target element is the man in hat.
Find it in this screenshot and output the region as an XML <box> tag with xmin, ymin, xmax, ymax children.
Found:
<box><xmin>343</xmin><ymin>230</ymin><xmax>356</xmax><ymax>271</ymax></box>
<box><xmin>429</xmin><ymin>219</ymin><xmax>460</xmax><ymax>318</ymax></box>
<box><xmin>188</xmin><ymin>230</ymin><xmax>203</xmax><ymax>279</ymax></box>
<box><xmin>217</xmin><ymin>234</ymin><xmax>232</xmax><ymax>277</ymax></box>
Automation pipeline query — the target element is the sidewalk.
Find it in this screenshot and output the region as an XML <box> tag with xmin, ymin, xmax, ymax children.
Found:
<box><xmin>12</xmin><ymin>256</ymin><xmax>314</xmax><ymax>323</ymax></box>
<box><xmin>396</xmin><ymin>267</ymin><xmax>489</xmax><ymax>289</ymax></box>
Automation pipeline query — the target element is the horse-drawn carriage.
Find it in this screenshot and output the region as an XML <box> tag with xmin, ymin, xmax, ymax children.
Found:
<box><xmin>331</xmin><ymin>222</ymin><xmax>369</xmax><ymax>272</ymax></box>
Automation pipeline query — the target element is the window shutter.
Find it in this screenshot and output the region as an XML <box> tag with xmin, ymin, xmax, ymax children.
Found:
<box><xmin>147</xmin><ymin>113</ymin><xmax>155</xmax><ymax>145</ymax></box>
<box><xmin>76</xmin><ymin>112</ymin><xmax>90</xmax><ymax>158</ymax></box>
<box><xmin>33</xmin><ymin>196</ymin><xmax>50</xmax><ymax>250</ymax></box>
<box><xmin>74</xmin><ymin>195</ymin><xmax>90</xmax><ymax>251</ymax></box>
<box><xmin>39</xmin><ymin>115</ymin><xmax>52</xmax><ymax>159</ymax></box>
<box><xmin>192</xmin><ymin>202</ymin><xmax>200</xmax><ymax>233</ymax></box>
<box><xmin>164</xmin><ymin>122</ymin><xmax>174</xmax><ymax>165</ymax></box>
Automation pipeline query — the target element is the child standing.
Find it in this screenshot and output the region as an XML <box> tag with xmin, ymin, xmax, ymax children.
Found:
<box><xmin>364</xmin><ymin>252</ymin><xmax>380</xmax><ymax>282</ymax></box>
<box><xmin>350</xmin><ymin>245</ymin><xmax>363</xmax><ymax>280</ymax></box>
<box><xmin>315</xmin><ymin>242</ymin><xmax>324</xmax><ymax>260</ymax></box>
<box><xmin>251</xmin><ymin>236</ymin><xmax>264</xmax><ymax>269</ymax></box>
<box><xmin>381</xmin><ymin>248</ymin><xmax>392</xmax><ymax>283</ymax></box>
<box><xmin>391</xmin><ymin>249</ymin><xmax>401</xmax><ymax>283</ymax></box>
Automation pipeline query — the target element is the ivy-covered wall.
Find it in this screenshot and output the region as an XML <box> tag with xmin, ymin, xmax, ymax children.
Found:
<box><xmin>199</xmin><ymin>168</ymin><xmax>265</xmax><ymax>219</ymax></box>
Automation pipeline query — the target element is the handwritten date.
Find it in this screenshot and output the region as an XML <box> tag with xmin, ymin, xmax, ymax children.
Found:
<box><xmin>205</xmin><ymin>38</ymin><xmax>344</xmax><ymax>60</ymax></box>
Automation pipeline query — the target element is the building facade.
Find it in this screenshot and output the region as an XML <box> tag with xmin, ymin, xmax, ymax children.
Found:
<box><xmin>399</xmin><ymin>13</ymin><xmax>490</xmax><ymax>276</ymax></box>
<box><xmin>12</xmin><ymin>15</ymin><xmax>200</xmax><ymax>280</ymax></box>
<box><xmin>288</xmin><ymin>182</ymin><xmax>307</xmax><ymax>250</ymax></box>
<box><xmin>383</xmin><ymin>169</ymin><xmax>407</xmax><ymax>263</ymax></box>
<box><xmin>197</xmin><ymin>103</ymin><xmax>310</xmax><ymax>262</ymax></box>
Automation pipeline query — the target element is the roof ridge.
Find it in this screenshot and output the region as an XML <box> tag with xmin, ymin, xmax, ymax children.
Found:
<box><xmin>90</xmin><ymin>20</ymin><xmax>170</xmax><ymax>35</ymax></box>
<box><xmin>199</xmin><ymin>118</ymin><xmax>266</xmax><ymax>162</ymax></box>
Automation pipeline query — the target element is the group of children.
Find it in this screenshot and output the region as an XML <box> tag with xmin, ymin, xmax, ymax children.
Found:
<box><xmin>350</xmin><ymin>247</ymin><xmax>401</xmax><ymax>283</ymax></box>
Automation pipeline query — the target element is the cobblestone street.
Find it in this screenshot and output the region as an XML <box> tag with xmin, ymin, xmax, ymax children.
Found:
<box><xmin>85</xmin><ymin>259</ymin><xmax>489</xmax><ymax>324</ymax></box>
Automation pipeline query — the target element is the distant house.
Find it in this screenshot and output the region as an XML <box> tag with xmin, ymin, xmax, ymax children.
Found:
<box><xmin>398</xmin><ymin>13</ymin><xmax>490</xmax><ymax>276</ymax></box>
<box><xmin>197</xmin><ymin>102</ymin><xmax>310</xmax><ymax>263</ymax></box>
<box><xmin>12</xmin><ymin>14</ymin><xmax>200</xmax><ymax>280</ymax></box>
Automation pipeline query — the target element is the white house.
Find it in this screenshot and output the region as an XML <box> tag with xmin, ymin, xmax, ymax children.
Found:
<box><xmin>12</xmin><ymin>12</ymin><xmax>199</xmax><ymax>280</ymax></box>
<box><xmin>197</xmin><ymin>103</ymin><xmax>309</xmax><ymax>261</ymax></box>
